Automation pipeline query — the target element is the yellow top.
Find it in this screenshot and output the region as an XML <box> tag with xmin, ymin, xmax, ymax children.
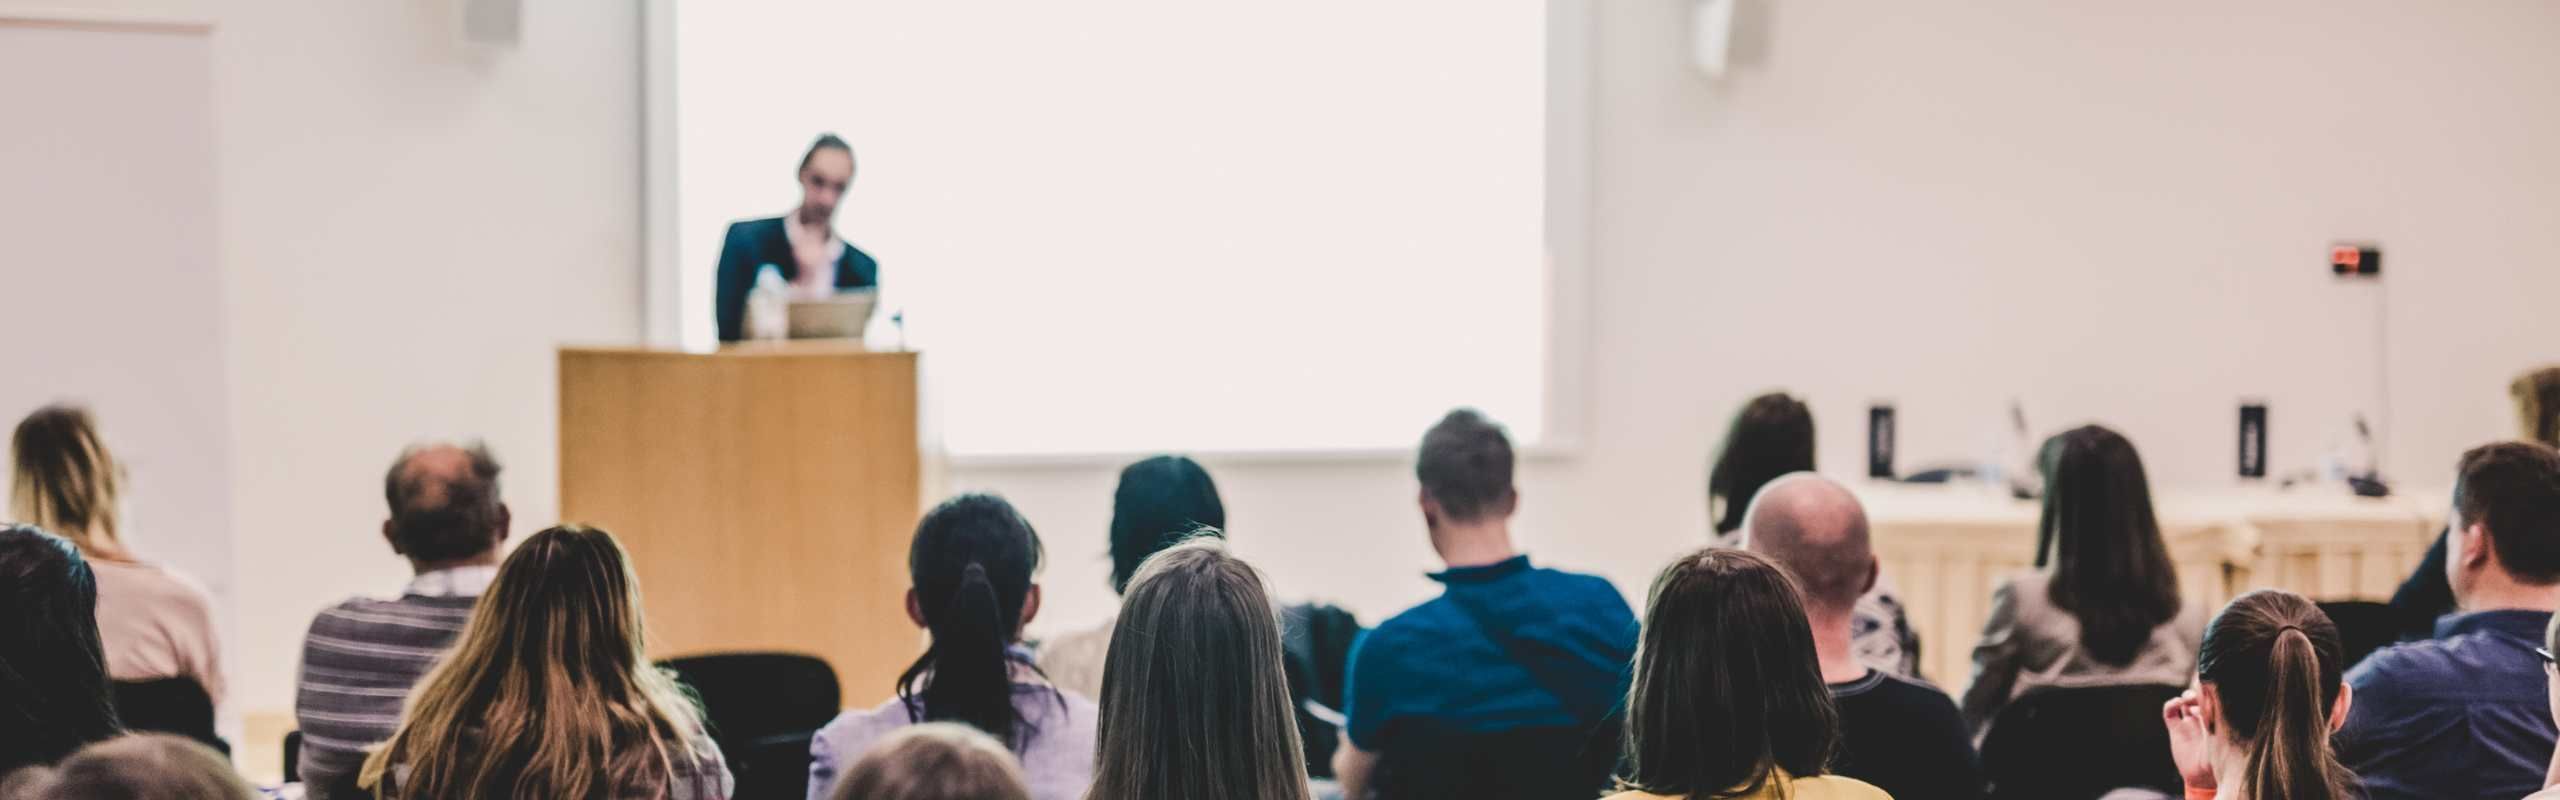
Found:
<box><xmin>1602</xmin><ymin>774</ymin><xmax>1892</xmax><ymax>800</ymax></box>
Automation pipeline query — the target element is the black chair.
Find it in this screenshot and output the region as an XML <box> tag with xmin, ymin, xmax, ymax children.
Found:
<box><xmin>110</xmin><ymin>678</ymin><xmax>227</xmax><ymax>756</ymax></box>
<box><xmin>2317</xmin><ymin>600</ymin><xmax>2399</xmax><ymax>670</ymax></box>
<box><xmin>659</xmin><ymin>652</ymin><xmax>841</xmax><ymax>800</ymax></box>
<box><xmin>1281</xmin><ymin>602</ymin><xmax>1364</xmax><ymax>778</ymax></box>
<box><xmin>1370</xmin><ymin>717</ymin><xmax>1623</xmax><ymax>800</ymax></box>
<box><xmin>1980</xmin><ymin>684</ymin><xmax>2184</xmax><ymax>800</ymax></box>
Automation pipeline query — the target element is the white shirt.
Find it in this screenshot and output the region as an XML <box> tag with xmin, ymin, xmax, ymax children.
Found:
<box><xmin>782</xmin><ymin>211</ymin><xmax>844</xmax><ymax>300</ymax></box>
<box><xmin>405</xmin><ymin>564</ymin><xmax>498</xmax><ymax>598</ymax></box>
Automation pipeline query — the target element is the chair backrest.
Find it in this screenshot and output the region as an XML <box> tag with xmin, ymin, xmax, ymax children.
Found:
<box><xmin>1372</xmin><ymin>718</ymin><xmax>1622</xmax><ymax>800</ymax></box>
<box><xmin>659</xmin><ymin>652</ymin><xmax>840</xmax><ymax>800</ymax></box>
<box><xmin>109</xmin><ymin>678</ymin><xmax>226</xmax><ymax>756</ymax></box>
<box><xmin>2315</xmin><ymin>600</ymin><xmax>2399</xmax><ymax>671</ymax></box>
<box><xmin>1281</xmin><ymin>602</ymin><xmax>1365</xmax><ymax>779</ymax></box>
<box><xmin>659</xmin><ymin>652</ymin><xmax>842</xmax><ymax>746</ymax></box>
<box><xmin>1980</xmin><ymin>684</ymin><xmax>2184</xmax><ymax>800</ymax></box>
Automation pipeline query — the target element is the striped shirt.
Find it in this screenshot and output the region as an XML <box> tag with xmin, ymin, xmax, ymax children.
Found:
<box><xmin>293</xmin><ymin>571</ymin><xmax>486</xmax><ymax>800</ymax></box>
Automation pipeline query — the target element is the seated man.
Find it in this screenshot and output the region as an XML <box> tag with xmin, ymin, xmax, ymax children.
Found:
<box><xmin>1743</xmin><ymin>473</ymin><xmax>1982</xmax><ymax>800</ymax></box>
<box><xmin>292</xmin><ymin>443</ymin><xmax>510</xmax><ymax>799</ymax></box>
<box><xmin>1332</xmin><ymin>410</ymin><xmax>1639</xmax><ymax>799</ymax></box>
<box><xmin>2338</xmin><ymin>441</ymin><xmax>2560</xmax><ymax>800</ymax></box>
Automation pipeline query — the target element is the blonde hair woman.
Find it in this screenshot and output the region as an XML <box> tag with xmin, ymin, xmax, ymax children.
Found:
<box><xmin>10</xmin><ymin>405</ymin><xmax>223</xmax><ymax>704</ymax></box>
<box><xmin>359</xmin><ymin>525</ymin><xmax>730</xmax><ymax>798</ymax></box>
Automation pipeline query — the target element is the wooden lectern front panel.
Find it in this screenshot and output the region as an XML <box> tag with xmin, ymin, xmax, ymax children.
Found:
<box><xmin>560</xmin><ymin>346</ymin><xmax>922</xmax><ymax>707</ymax></box>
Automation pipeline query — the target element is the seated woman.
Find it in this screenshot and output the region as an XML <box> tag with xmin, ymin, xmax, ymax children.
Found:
<box><xmin>1086</xmin><ymin>540</ymin><xmax>1312</xmax><ymax>800</ymax></box>
<box><xmin>1962</xmin><ymin>424</ymin><xmax>2203</xmax><ymax>737</ymax></box>
<box><xmin>0</xmin><ymin>733</ymin><xmax>254</xmax><ymax>800</ymax></box>
<box><xmin>11</xmin><ymin>406</ymin><xmax>223</xmax><ymax>706</ymax></box>
<box><xmin>2159</xmin><ymin>590</ymin><xmax>2357</xmax><ymax>800</ymax></box>
<box><xmin>811</xmin><ymin>494</ymin><xmax>1095</xmax><ymax>800</ymax></box>
<box><xmin>358</xmin><ymin>525</ymin><xmax>730</xmax><ymax>799</ymax></box>
<box><xmin>0</xmin><ymin>524</ymin><xmax>124</xmax><ymax>775</ymax></box>
<box><xmin>1606</xmin><ymin>548</ymin><xmax>1886</xmax><ymax>800</ymax></box>
<box><xmin>828</xmin><ymin>723</ymin><xmax>1033</xmax><ymax>800</ymax></box>
<box><xmin>1707</xmin><ymin>392</ymin><xmax>1921</xmax><ymax>680</ymax></box>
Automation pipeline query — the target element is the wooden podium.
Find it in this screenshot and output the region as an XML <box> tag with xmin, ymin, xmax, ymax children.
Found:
<box><xmin>558</xmin><ymin>343</ymin><xmax>921</xmax><ymax>704</ymax></box>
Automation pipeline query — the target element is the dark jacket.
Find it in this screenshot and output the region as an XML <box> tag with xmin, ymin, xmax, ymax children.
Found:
<box><xmin>713</xmin><ymin>216</ymin><xmax>878</xmax><ymax>342</ymax></box>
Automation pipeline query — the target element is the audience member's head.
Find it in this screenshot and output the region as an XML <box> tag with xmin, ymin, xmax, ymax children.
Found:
<box><xmin>10</xmin><ymin>404</ymin><xmax>127</xmax><ymax>559</ymax></box>
<box><xmin>2514</xmin><ymin>366</ymin><xmax>2560</xmax><ymax>447</ymax></box>
<box><xmin>828</xmin><ymin>722</ymin><xmax>1033</xmax><ymax>800</ymax></box>
<box><xmin>1620</xmin><ymin>548</ymin><xmax>1841</xmax><ymax>797</ymax></box>
<box><xmin>360</xmin><ymin>525</ymin><xmax>711</xmax><ymax>798</ymax></box>
<box><xmin>1709</xmin><ymin>391</ymin><xmax>1817</xmax><ymax>536</ymax></box>
<box><xmin>899</xmin><ymin>494</ymin><xmax>1053</xmax><ymax>749</ymax></box>
<box><xmin>0</xmin><ymin>525</ymin><xmax>122</xmax><ymax>775</ymax></box>
<box><xmin>1415</xmin><ymin>409</ymin><xmax>1517</xmax><ymax>532</ymax></box>
<box><xmin>2035</xmin><ymin>424</ymin><xmax>2181</xmax><ymax>665</ymax></box>
<box><xmin>1740</xmin><ymin>472</ymin><xmax>1875</xmax><ymax>622</ymax></box>
<box><xmin>2169</xmin><ymin>590</ymin><xmax>2355</xmax><ymax>800</ymax></box>
<box><xmin>0</xmin><ymin>733</ymin><xmax>255</xmax><ymax>800</ymax></box>
<box><xmin>1107</xmin><ymin>456</ymin><xmax>1225</xmax><ymax>594</ymax></box>
<box><xmin>799</xmin><ymin>132</ymin><xmax>856</xmax><ymax>224</ymax></box>
<box><xmin>1088</xmin><ymin>539</ymin><xmax>1309</xmax><ymax>800</ymax></box>
<box><xmin>2445</xmin><ymin>441</ymin><xmax>2560</xmax><ymax>602</ymax></box>
<box><xmin>380</xmin><ymin>441</ymin><xmax>509</xmax><ymax>571</ymax></box>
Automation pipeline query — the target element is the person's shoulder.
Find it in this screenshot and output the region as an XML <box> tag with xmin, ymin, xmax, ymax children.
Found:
<box><xmin>813</xmin><ymin>696</ymin><xmax>918</xmax><ymax>752</ymax></box>
<box><xmin>93</xmin><ymin>558</ymin><xmax>214</xmax><ymax>608</ymax></box>
<box><xmin>1867</xmin><ymin>671</ymin><xmax>1960</xmax><ymax>708</ymax></box>
<box><xmin>2346</xmin><ymin>636</ymin><xmax>2455</xmax><ymax>688</ymax></box>
<box><xmin>1793</xmin><ymin>774</ymin><xmax>1893</xmax><ymax>799</ymax></box>
<box><xmin>722</xmin><ymin>216</ymin><xmax>783</xmax><ymax>244</ymax></box>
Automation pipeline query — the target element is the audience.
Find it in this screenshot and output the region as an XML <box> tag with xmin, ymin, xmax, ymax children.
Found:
<box><xmin>0</xmin><ymin>524</ymin><xmax>123</xmax><ymax>776</ymax></box>
<box><xmin>811</xmin><ymin>494</ymin><xmax>1095</xmax><ymax>800</ymax></box>
<box><xmin>1086</xmin><ymin>539</ymin><xmax>1311</xmax><ymax>800</ymax></box>
<box><xmin>2337</xmin><ymin>441</ymin><xmax>2560</xmax><ymax>800</ymax></box>
<box><xmin>1332</xmin><ymin>409</ymin><xmax>1639</xmax><ymax>799</ymax></box>
<box><xmin>1605</xmin><ymin>548</ymin><xmax>1886</xmax><ymax>800</ymax></box>
<box><xmin>2390</xmin><ymin>365</ymin><xmax>2560</xmax><ymax>639</ymax></box>
<box><xmin>1962</xmin><ymin>424</ymin><xmax>2201</xmax><ymax>736</ymax></box>
<box><xmin>1742</xmin><ymin>473</ymin><xmax>1982</xmax><ymax>799</ymax></box>
<box><xmin>0</xmin><ymin>733</ymin><xmax>254</xmax><ymax>800</ymax></box>
<box><xmin>828</xmin><ymin>723</ymin><xmax>1034</xmax><ymax>800</ymax></box>
<box><xmin>292</xmin><ymin>441</ymin><xmax>510</xmax><ymax>800</ymax></box>
<box><xmin>358</xmin><ymin>525</ymin><xmax>731</xmax><ymax>799</ymax></box>
<box><xmin>1038</xmin><ymin>455</ymin><xmax>1225</xmax><ymax>697</ymax></box>
<box><xmin>10</xmin><ymin>405</ymin><xmax>224</xmax><ymax>706</ymax></box>
<box><xmin>2158</xmin><ymin>590</ymin><xmax>2357</xmax><ymax>800</ymax></box>
<box><xmin>1707</xmin><ymin>392</ymin><xmax>1922</xmax><ymax>680</ymax></box>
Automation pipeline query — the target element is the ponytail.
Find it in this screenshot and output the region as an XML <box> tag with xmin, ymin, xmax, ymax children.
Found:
<box><xmin>2242</xmin><ymin>628</ymin><xmax>2347</xmax><ymax>800</ymax></box>
<box><xmin>903</xmin><ymin>563</ymin><xmax>1026</xmax><ymax>747</ymax></box>
<box><xmin>2198</xmin><ymin>591</ymin><xmax>2355</xmax><ymax>800</ymax></box>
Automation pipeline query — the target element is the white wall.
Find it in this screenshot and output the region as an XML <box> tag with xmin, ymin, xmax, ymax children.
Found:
<box><xmin>998</xmin><ymin>0</ymin><xmax>2560</xmax><ymax>643</ymax></box>
<box><xmin>0</xmin><ymin>0</ymin><xmax>646</xmax><ymax>717</ymax></box>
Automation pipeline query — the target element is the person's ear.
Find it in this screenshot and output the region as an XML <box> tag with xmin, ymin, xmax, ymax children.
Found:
<box><xmin>1418</xmin><ymin>490</ymin><xmax>1442</xmax><ymax>527</ymax></box>
<box><xmin>1018</xmin><ymin>584</ymin><xmax>1043</xmax><ymax>636</ymax></box>
<box><xmin>382</xmin><ymin>519</ymin><xmax>405</xmax><ymax>556</ymax></box>
<box><xmin>2197</xmin><ymin>683</ymin><xmax>2224</xmax><ymax>736</ymax></box>
<box><xmin>2329</xmin><ymin>683</ymin><xmax>2354</xmax><ymax>733</ymax></box>
<box><xmin>1494</xmin><ymin>487</ymin><xmax>1520</xmax><ymax>519</ymax></box>
<box><xmin>1861</xmin><ymin>557</ymin><xmax>1881</xmax><ymax>596</ymax></box>
<box><xmin>493</xmin><ymin>503</ymin><xmax>513</xmax><ymax>548</ymax></box>
<box><xmin>905</xmin><ymin>589</ymin><xmax>927</xmax><ymax>629</ymax></box>
<box><xmin>2459</xmin><ymin>521</ymin><xmax>2494</xmax><ymax>571</ymax></box>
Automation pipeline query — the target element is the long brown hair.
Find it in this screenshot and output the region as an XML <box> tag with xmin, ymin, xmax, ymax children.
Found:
<box><xmin>1619</xmin><ymin>548</ymin><xmax>1840</xmax><ymax>799</ymax></box>
<box><xmin>830</xmin><ymin>722</ymin><xmax>1033</xmax><ymax>800</ymax></box>
<box><xmin>359</xmin><ymin>525</ymin><xmax>711</xmax><ymax>798</ymax></box>
<box><xmin>1707</xmin><ymin>392</ymin><xmax>1816</xmax><ymax>536</ymax></box>
<box><xmin>10</xmin><ymin>405</ymin><xmax>128</xmax><ymax>560</ymax></box>
<box><xmin>1086</xmin><ymin>538</ymin><xmax>1309</xmax><ymax>800</ymax></box>
<box><xmin>2035</xmin><ymin>424</ymin><xmax>2182</xmax><ymax>665</ymax></box>
<box><xmin>2196</xmin><ymin>590</ymin><xmax>2355</xmax><ymax>800</ymax></box>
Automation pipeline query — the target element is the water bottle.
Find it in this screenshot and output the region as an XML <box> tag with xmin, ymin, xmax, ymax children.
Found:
<box><xmin>748</xmin><ymin>266</ymin><xmax>789</xmax><ymax>341</ymax></box>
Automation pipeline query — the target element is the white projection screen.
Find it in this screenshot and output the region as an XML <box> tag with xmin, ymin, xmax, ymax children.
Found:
<box><xmin>666</xmin><ymin>1</ymin><xmax>1574</xmax><ymax>457</ymax></box>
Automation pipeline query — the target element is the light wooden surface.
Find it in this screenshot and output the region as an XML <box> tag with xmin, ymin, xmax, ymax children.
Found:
<box><xmin>560</xmin><ymin>345</ymin><xmax>923</xmax><ymax>705</ymax></box>
<box><xmin>1858</xmin><ymin>483</ymin><xmax>2443</xmax><ymax>688</ymax></box>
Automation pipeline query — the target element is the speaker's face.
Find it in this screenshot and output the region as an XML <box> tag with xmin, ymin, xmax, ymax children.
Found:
<box><xmin>799</xmin><ymin>149</ymin><xmax>855</xmax><ymax>222</ymax></box>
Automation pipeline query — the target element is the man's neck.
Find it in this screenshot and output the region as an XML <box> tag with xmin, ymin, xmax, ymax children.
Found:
<box><xmin>410</xmin><ymin>553</ymin><xmax>499</xmax><ymax>576</ymax></box>
<box><xmin>1809</xmin><ymin>610</ymin><xmax>1868</xmax><ymax>685</ymax></box>
<box><xmin>2460</xmin><ymin>575</ymin><xmax>2560</xmax><ymax>616</ymax></box>
<box><xmin>1432</xmin><ymin>520</ymin><xmax>1518</xmax><ymax>570</ymax></box>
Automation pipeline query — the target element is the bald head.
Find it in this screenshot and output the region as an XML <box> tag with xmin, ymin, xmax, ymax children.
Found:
<box><xmin>1740</xmin><ymin>472</ymin><xmax>1875</xmax><ymax>616</ymax></box>
<box><xmin>382</xmin><ymin>441</ymin><xmax>507</xmax><ymax>567</ymax></box>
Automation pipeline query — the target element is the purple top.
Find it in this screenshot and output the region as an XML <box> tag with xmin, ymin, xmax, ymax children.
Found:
<box><xmin>806</xmin><ymin>684</ymin><xmax>1098</xmax><ymax>800</ymax></box>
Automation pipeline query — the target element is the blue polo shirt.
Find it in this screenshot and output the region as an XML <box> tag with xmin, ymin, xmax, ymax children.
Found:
<box><xmin>1341</xmin><ymin>555</ymin><xmax>1638</xmax><ymax>751</ymax></box>
<box><xmin>2336</xmin><ymin>608</ymin><xmax>2558</xmax><ymax>800</ymax></box>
